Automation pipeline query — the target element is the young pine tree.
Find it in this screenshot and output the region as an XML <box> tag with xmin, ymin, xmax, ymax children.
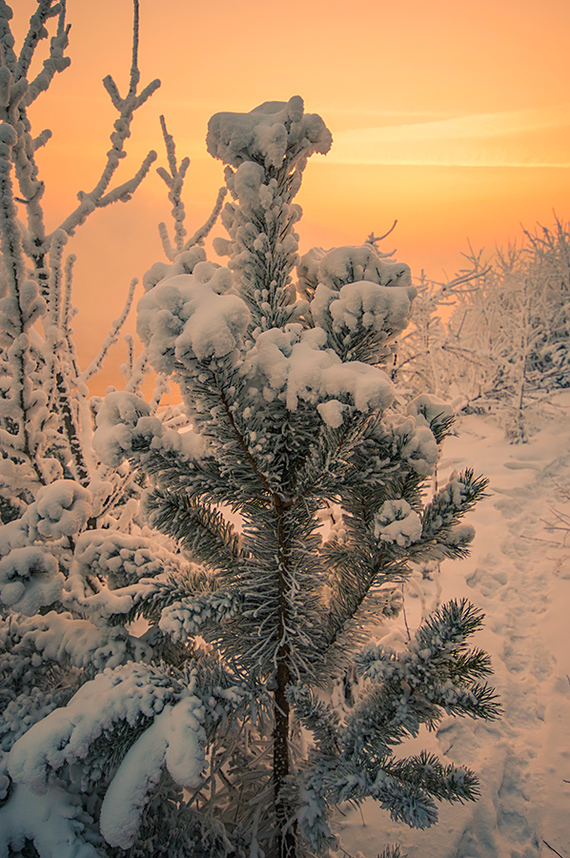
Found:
<box><xmin>1</xmin><ymin>97</ymin><xmax>499</xmax><ymax>858</ymax></box>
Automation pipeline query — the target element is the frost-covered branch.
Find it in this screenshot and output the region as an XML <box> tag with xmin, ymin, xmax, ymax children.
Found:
<box><xmin>54</xmin><ymin>2</ymin><xmax>159</xmax><ymax>237</ymax></box>
<box><xmin>156</xmin><ymin>114</ymin><xmax>226</xmax><ymax>260</ymax></box>
<box><xmin>22</xmin><ymin>1</ymin><xmax>71</xmax><ymax>106</ymax></box>
<box><xmin>77</xmin><ymin>278</ymin><xmax>138</xmax><ymax>385</ymax></box>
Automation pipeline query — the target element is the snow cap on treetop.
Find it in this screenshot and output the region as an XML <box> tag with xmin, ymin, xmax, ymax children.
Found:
<box><xmin>206</xmin><ymin>96</ymin><xmax>333</xmax><ymax>169</ymax></box>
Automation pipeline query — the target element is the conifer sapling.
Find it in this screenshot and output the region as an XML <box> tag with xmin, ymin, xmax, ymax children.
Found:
<box><xmin>1</xmin><ymin>89</ymin><xmax>499</xmax><ymax>858</ymax></box>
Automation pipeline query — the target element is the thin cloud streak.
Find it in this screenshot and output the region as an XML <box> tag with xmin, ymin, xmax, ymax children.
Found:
<box><xmin>328</xmin><ymin>103</ymin><xmax>570</xmax><ymax>167</ymax></box>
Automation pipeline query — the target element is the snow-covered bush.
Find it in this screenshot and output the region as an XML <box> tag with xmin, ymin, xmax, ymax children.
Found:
<box><xmin>395</xmin><ymin>219</ymin><xmax>570</xmax><ymax>440</ymax></box>
<box><xmin>0</xmin><ymin>3</ymin><xmax>224</xmax><ymax>854</ymax></box>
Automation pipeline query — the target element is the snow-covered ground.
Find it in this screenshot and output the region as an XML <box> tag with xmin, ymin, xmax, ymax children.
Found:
<box><xmin>338</xmin><ymin>392</ymin><xmax>570</xmax><ymax>858</ymax></box>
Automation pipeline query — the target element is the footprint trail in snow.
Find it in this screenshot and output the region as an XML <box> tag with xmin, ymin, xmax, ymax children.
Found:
<box><xmin>337</xmin><ymin>393</ymin><xmax>570</xmax><ymax>858</ymax></box>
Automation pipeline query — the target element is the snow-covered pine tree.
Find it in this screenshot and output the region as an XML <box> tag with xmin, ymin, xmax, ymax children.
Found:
<box><xmin>0</xmin><ymin>37</ymin><xmax>499</xmax><ymax>850</ymax></box>
<box><xmin>3</xmin><ymin>97</ymin><xmax>501</xmax><ymax>858</ymax></box>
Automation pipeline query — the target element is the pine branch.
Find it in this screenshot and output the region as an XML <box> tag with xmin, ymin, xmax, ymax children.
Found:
<box><xmin>144</xmin><ymin>489</ymin><xmax>242</xmax><ymax>572</ymax></box>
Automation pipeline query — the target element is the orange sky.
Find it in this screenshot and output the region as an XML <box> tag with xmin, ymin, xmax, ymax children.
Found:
<box><xmin>12</xmin><ymin>0</ymin><xmax>570</xmax><ymax>391</ymax></box>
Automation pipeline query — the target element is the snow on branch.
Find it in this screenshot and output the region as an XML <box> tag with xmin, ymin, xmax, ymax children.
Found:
<box><xmin>55</xmin><ymin>2</ymin><xmax>160</xmax><ymax>237</ymax></box>
<box><xmin>156</xmin><ymin>114</ymin><xmax>226</xmax><ymax>260</ymax></box>
<box><xmin>77</xmin><ymin>278</ymin><xmax>138</xmax><ymax>385</ymax></box>
<box><xmin>22</xmin><ymin>2</ymin><xmax>71</xmax><ymax>107</ymax></box>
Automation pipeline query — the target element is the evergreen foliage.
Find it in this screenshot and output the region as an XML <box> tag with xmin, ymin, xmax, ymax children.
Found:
<box><xmin>0</xmin><ymin>5</ymin><xmax>500</xmax><ymax>858</ymax></box>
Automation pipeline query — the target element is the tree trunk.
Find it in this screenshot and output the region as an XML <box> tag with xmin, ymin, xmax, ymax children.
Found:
<box><xmin>273</xmin><ymin>497</ymin><xmax>297</xmax><ymax>858</ymax></box>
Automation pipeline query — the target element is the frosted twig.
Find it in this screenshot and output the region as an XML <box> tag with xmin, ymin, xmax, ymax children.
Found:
<box><xmin>62</xmin><ymin>252</ymin><xmax>75</xmax><ymax>332</ymax></box>
<box><xmin>158</xmin><ymin>220</ymin><xmax>175</xmax><ymax>260</ymax></box>
<box><xmin>184</xmin><ymin>186</ymin><xmax>227</xmax><ymax>249</ymax></box>
<box><xmin>366</xmin><ymin>220</ymin><xmax>398</xmax><ymax>247</ymax></box>
<box><xmin>47</xmin><ymin>228</ymin><xmax>68</xmax><ymax>328</ymax></box>
<box><xmin>32</xmin><ymin>128</ymin><xmax>52</xmax><ymax>151</ymax></box>
<box><xmin>16</xmin><ymin>0</ymin><xmax>64</xmax><ymax>81</ymax></box>
<box><xmin>125</xmin><ymin>348</ymin><xmax>150</xmax><ymax>395</ymax></box>
<box><xmin>96</xmin><ymin>150</ymin><xmax>157</xmax><ymax>207</ymax></box>
<box><xmin>77</xmin><ymin>279</ymin><xmax>138</xmax><ymax>384</ymax></box>
<box><xmin>0</xmin><ymin>5</ymin><xmax>18</xmax><ymax>74</ymax></box>
<box><xmin>149</xmin><ymin>373</ymin><xmax>170</xmax><ymax>414</ymax></box>
<box><xmin>120</xmin><ymin>334</ymin><xmax>135</xmax><ymax>383</ymax></box>
<box><xmin>156</xmin><ymin>115</ymin><xmax>191</xmax><ymax>257</ymax></box>
<box><xmin>24</xmin><ymin>2</ymin><xmax>71</xmax><ymax>107</ymax></box>
<box><xmin>54</xmin><ymin>1</ymin><xmax>160</xmax><ymax>237</ymax></box>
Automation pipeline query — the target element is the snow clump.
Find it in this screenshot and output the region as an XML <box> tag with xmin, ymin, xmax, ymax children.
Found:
<box><xmin>206</xmin><ymin>96</ymin><xmax>332</xmax><ymax>169</ymax></box>
<box><xmin>298</xmin><ymin>243</ymin><xmax>413</xmax><ymax>296</ymax></box>
<box><xmin>26</xmin><ymin>481</ymin><xmax>92</xmax><ymax>540</ymax></box>
<box><xmin>93</xmin><ymin>391</ymin><xmax>206</xmax><ymax>467</ymax></box>
<box><xmin>240</xmin><ymin>325</ymin><xmax>394</xmax><ymax>426</ymax></box>
<box><xmin>374</xmin><ymin>499</ymin><xmax>422</xmax><ymax>547</ymax></box>
<box><xmin>0</xmin><ymin>547</ymin><xmax>63</xmax><ymax>616</ymax></box>
<box><xmin>137</xmin><ymin>265</ymin><xmax>249</xmax><ymax>372</ymax></box>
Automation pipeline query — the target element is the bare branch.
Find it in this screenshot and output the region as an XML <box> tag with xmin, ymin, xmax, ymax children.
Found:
<box><xmin>62</xmin><ymin>252</ymin><xmax>81</xmax><ymax>379</ymax></box>
<box><xmin>158</xmin><ymin>220</ymin><xmax>175</xmax><ymax>261</ymax></box>
<box><xmin>156</xmin><ymin>115</ymin><xmax>190</xmax><ymax>255</ymax></box>
<box><xmin>543</xmin><ymin>841</ymin><xmax>566</xmax><ymax>858</ymax></box>
<box><xmin>16</xmin><ymin>0</ymin><xmax>59</xmax><ymax>80</ymax></box>
<box><xmin>52</xmin><ymin>1</ymin><xmax>160</xmax><ymax>238</ymax></box>
<box><xmin>0</xmin><ymin>65</ymin><xmax>10</xmax><ymax>106</ymax></box>
<box><xmin>366</xmin><ymin>220</ymin><xmax>398</xmax><ymax>245</ymax></box>
<box><xmin>0</xmin><ymin>3</ymin><xmax>18</xmax><ymax>74</ymax></box>
<box><xmin>125</xmin><ymin>347</ymin><xmax>150</xmax><ymax>395</ymax></box>
<box><xmin>96</xmin><ymin>149</ymin><xmax>157</xmax><ymax>207</ymax></box>
<box><xmin>120</xmin><ymin>333</ymin><xmax>135</xmax><ymax>383</ymax></box>
<box><xmin>102</xmin><ymin>74</ymin><xmax>122</xmax><ymax>111</ymax></box>
<box><xmin>159</xmin><ymin>114</ymin><xmax>178</xmax><ymax>179</ymax></box>
<box><xmin>129</xmin><ymin>0</ymin><xmax>140</xmax><ymax>96</ymax></box>
<box><xmin>32</xmin><ymin>128</ymin><xmax>52</xmax><ymax>150</ymax></box>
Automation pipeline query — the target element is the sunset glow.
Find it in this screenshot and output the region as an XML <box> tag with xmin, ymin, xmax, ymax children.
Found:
<box><xmin>12</xmin><ymin>0</ymin><xmax>570</xmax><ymax>390</ymax></box>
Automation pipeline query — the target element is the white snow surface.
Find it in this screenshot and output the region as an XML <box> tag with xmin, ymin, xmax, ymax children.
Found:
<box><xmin>334</xmin><ymin>391</ymin><xmax>570</xmax><ymax>858</ymax></box>
<box><xmin>8</xmin><ymin>663</ymin><xmax>175</xmax><ymax>793</ymax></box>
<box><xmin>0</xmin><ymin>783</ymin><xmax>100</xmax><ymax>858</ymax></box>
